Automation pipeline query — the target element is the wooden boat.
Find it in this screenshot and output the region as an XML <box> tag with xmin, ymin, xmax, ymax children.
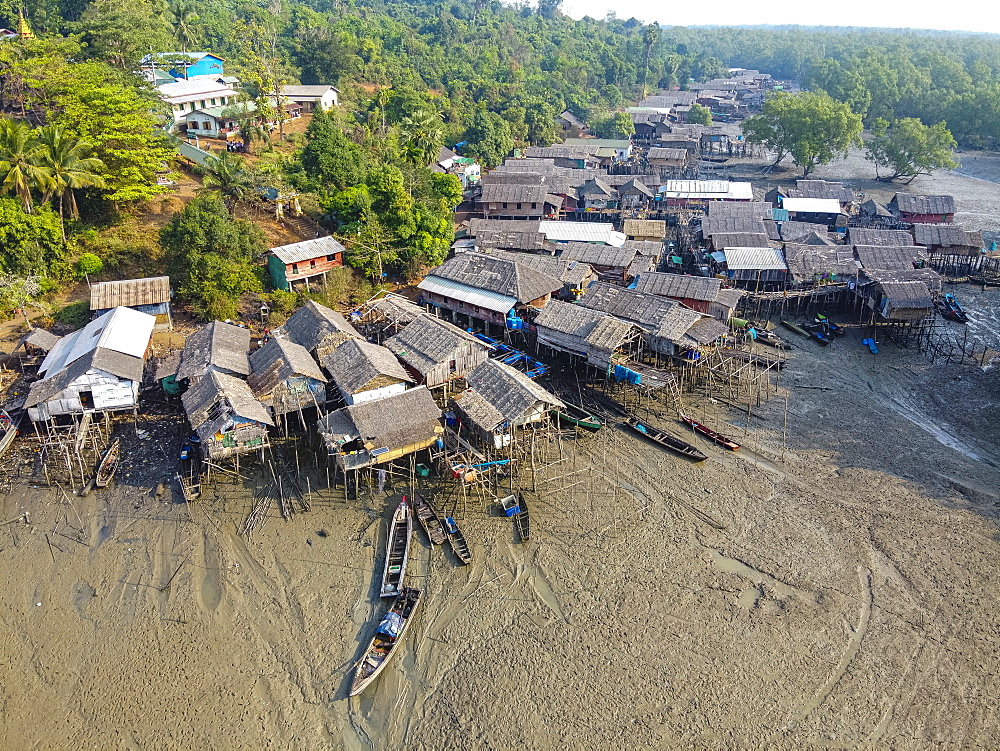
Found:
<box><xmin>513</xmin><ymin>493</ymin><xmax>530</xmax><ymax>542</ymax></box>
<box><xmin>551</xmin><ymin>401</ymin><xmax>603</xmax><ymax>432</ymax></box>
<box><xmin>802</xmin><ymin>322</ymin><xmax>832</xmax><ymax>346</ymax></box>
<box><xmin>754</xmin><ymin>329</ymin><xmax>792</xmax><ymax>350</ymax></box>
<box><xmin>969</xmin><ymin>274</ymin><xmax>1000</xmax><ymax>287</ymax></box>
<box><xmin>177</xmin><ymin>441</ymin><xmax>202</xmax><ymax>501</ymax></box>
<box><xmin>95</xmin><ymin>438</ymin><xmax>121</xmax><ymax>489</ymax></box>
<box><xmin>626</xmin><ymin>418</ymin><xmax>708</xmax><ymax>461</ymax></box>
<box><xmin>412</xmin><ymin>492</ymin><xmax>447</xmax><ymax>546</ymax></box>
<box><xmin>815</xmin><ymin>313</ymin><xmax>846</xmax><ymax>336</ymax></box>
<box><xmin>381</xmin><ymin>498</ymin><xmax>413</xmax><ymax>598</ymax></box>
<box><xmin>936</xmin><ymin>293</ymin><xmax>969</xmax><ymax>323</ymax></box>
<box><xmin>679</xmin><ymin>413</ymin><xmax>741</xmax><ymax>451</ymax></box>
<box><xmin>444</xmin><ymin>516</ymin><xmax>472</xmax><ymax>564</ymax></box>
<box><xmin>0</xmin><ymin>409</ymin><xmax>17</xmax><ymax>458</ymax></box>
<box><xmin>780</xmin><ymin>320</ymin><xmax>812</xmax><ymax>339</ymax></box>
<box><xmin>349</xmin><ymin>587</ymin><xmax>422</xmax><ymax>696</ymax></box>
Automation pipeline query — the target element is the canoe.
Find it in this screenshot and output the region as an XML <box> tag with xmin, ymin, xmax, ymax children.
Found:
<box><xmin>938</xmin><ymin>293</ymin><xmax>969</xmax><ymax>323</ymax></box>
<box><xmin>95</xmin><ymin>438</ymin><xmax>121</xmax><ymax>489</ymax></box>
<box><xmin>177</xmin><ymin>441</ymin><xmax>202</xmax><ymax>501</ymax></box>
<box><xmin>551</xmin><ymin>401</ymin><xmax>603</xmax><ymax>432</ymax></box>
<box><xmin>381</xmin><ymin>498</ymin><xmax>413</xmax><ymax>598</ymax></box>
<box><xmin>679</xmin><ymin>413</ymin><xmax>741</xmax><ymax>451</ymax></box>
<box><xmin>514</xmin><ymin>494</ymin><xmax>530</xmax><ymax>542</ymax></box>
<box><xmin>412</xmin><ymin>492</ymin><xmax>447</xmax><ymax>546</ymax></box>
<box><xmin>780</xmin><ymin>320</ymin><xmax>812</xmax><ymax>338</ymax></box>
<box><xmin>0</xmin><ymin>409</ymin><xmax>17</xmax><ymax>458</ymax></box>
<box><xmin>444</xmin><ymin>516</ymin><xmax>472</xmax><ymax>564</ymax></box>
<box><xmin>815</xmin><ymin>314</ymin><xmax>846</xmax><ymax>336</ymax></box>
<box><xmin>626</xmin><ymin>418</ymin><xmax>708</xmax><ymax>461</ymax></box>
<box><xmin>801</xmin><ymin>323</ymin><xmax>832</xmax><ymax>346</ymax></box>
<box><xmin>754</xmin><ymin>329</ymin><xmax>792</xmax><ymax>350</ymax></box>
<box><xmin>349</xmin><ymin>587</ymin><xmax>422</xmax><ymax>697</ymax></box>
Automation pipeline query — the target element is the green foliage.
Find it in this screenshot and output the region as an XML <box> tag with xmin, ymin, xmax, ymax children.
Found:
<box><xmin>54</xmin><ymin>300</ymin><xmax>91</xmax><ymax>329</ymax></box>
<box><xmin>265</xmin><ymin>288</ymin><xmax>298</xmax><ymax>316</ymax></box>
<box><xmin>72</xmin><ymin>0</ymin><xmax>172</xmax><ymax>70</ymax></box>
<box><xmin>297</xmin><ymin>108</ymin><xmax>367</xmax><ymax>190</ymax></box>
<box><xmin>160</xmin><ymin>196</ymin><xmax>265</xmax><ymax>320</ymax></box>
<box><xmin>0</xmin><ymin>118</ymin><xmax>47</xmax><ymax>212</ymax></box>
<box><xmin>743</xmin><ymin>92</ymin><xmax>863</xmax><ymax>175</ymax></box>
<box><xmin>463</xmin><ymin>110</ymin><xmax>513</xmax><ymax>169</ymax></box>
<box><xmin>0</xmin><ymin>198</ymin><xmax>65</xmax><ymax>275</ymax></box>
<box><xmin>198</xmin><ymin>151</ymin><xmax>257</xmax><ymax>210</ymax></box>
<box><xmin>865</xmin><ymin>118</ymin><xmax>958</xmax><ymax>182</ymax></box>
<box><xmin>687</xmin><ymin>103</ymin><xmax>713</xmax><ymax>126</ymax></box>
<box><xmin>77</xmin><ymin>252</ymin><xmax>104</xmax><ymax>276</ymax></box>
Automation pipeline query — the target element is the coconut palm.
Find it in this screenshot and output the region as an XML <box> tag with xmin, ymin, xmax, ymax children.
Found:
<box><xmin>34</xmin><ymin>126</ymin><xmax>106</xmax><ymax>240</ymax></box>
<box><xmin>199</xmin><ymin>151</ymin><xmax>256</xmax><ymax>211</ymax></box>
<box><xmin>166</xmin><ymin>1</ymin><xmax>200</xmax><ymax>53</ymax></box>
<box><xmin>0</xmin><ymin>118</ymin><xmax>47</xmax><ymax>213</ymax></box>
<box><xmin>400</xmin><ymin>109</ymin><xmax>444</xmax><ymax>168</ymax></box>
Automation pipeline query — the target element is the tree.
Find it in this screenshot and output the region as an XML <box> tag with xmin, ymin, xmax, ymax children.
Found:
<box><xmin>160</xmin><ymin>196</ymin><xmax>265</xmax><ymax>320</ymax></box>
<box><xmin>77</xmin><ymin>252</ymin><xmax>104</xmax><ymax>277</ymax></box>
<box><xmin>865</xmin><ymin>118</ymin><xmax>958</xmax><ymax>182</ymax></box>
<box><xmin>641</xmin><ymin>25</ymin><xmax>659</xmax><ymax>100</ymax></box>
<box><xmin>399</xmin><ymin>109</ymin><xmax>444</xmax><ymax>168</ymax></box>
<box><xmin>34</xmin><ymin>125</ymin><xmax>106</xmax><ymax>240</ymax></box>
<box><xmin>742</xmin><ymin>91</ymin><xmax>863</xmax><ymax>175</ymax></box>
<box><xmin>687</xmin><ymin>103</ymin><xmax>712</xmax><ymax>126</ymax></box>
<box><xmin>298</xmin><ymin>108</ymin><xmax>367</xmax><ymax>190</ymax></box>
<box><xmin>73</xmin><ymin>0</ymin><xmax>172</xmax><ymax>70</ymax></box>
<box><xmin>463</xmin><ymin>111</ymin><xmax>513</xmax><ymax>169</ymax></box>
<box><xmin>166</xmin><ymin>1</ymin><xmax>200</xmax><ymax>53</ymax></box>
<box><xmin>0</xmin><ymin>118</ymin><xmax>45</xmax><ymax>212</ymax></box>
<box><xmin>198</xmin><ymin>151</ymin><xmax>256</xmax><ymax>210</ymax></box>
<box><xmin>0</xmin><ymin>198</ymin><xmax>64</xmax><ymax>275</ymax></box>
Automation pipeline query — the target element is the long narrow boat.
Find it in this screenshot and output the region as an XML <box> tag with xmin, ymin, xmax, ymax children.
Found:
<box><xmin>550</xmin><ymin>401</ymin><xmax>603</xmax><ymax>432</ymax></box>
<box><xmin>349</xmin><ymin>587</ymin><xmax>422</xmax><ymax>696</ymax></box>
<box><xmin>412</xmin><ymin>492</ymin><xmax>447</xmax><ymax>545</ymax></box>
<box><xmin>177</xmin><ymin>441</ymin><xmax>202</xmax><ymax>501</ymax></box>
<box><xmin>754</xmin><ymin>329</ymin><xmax>792</xmax><ymax>350</ymax></box>
<box><xmin>815</xmin><ymin>313</ymin><xmax>846</xmax><ymax>336</ymax></box>
<box><xmin>626</xmin><ymin>418</ymin><xmax>708</xmax><ymax>461</ymax></box>
<box><xmin>95</xmin><ymin>438</ymin><xmax>121</xmax><ymax>489</ymax></box>
<box><xmin>0</xmin><ymin>409</ymin><xmax>17</xmax><ymax>458</ymax></box>
<box><xmin>444</xmin><ymin>516</ymin><xmax>472</xmax><ymax>564</ymax></box>
<box><xmin>381</xmin><ymin>498</ymin><xmax>413</xmax><ymax>598</ymax></box>
<box><xmin>936</xmin><ymin>293</ymin><xmax>969</xmax><ymax>323</ymax></box>
<box><xmin>801</xmin><ymin>323</ymin><xmax>832</xmax><ymax>346</ymax></box>
<box><xmin>513</xmin><ymin>494</ymin><xmax>530</xmax><ymax>542</ymax></box>
<box><xmin>679</xmin><ymin>413</ymin><xmax>741</xmax><ymax>451</ymax></box>
<box><xmin>780</xmin><ymin>320</ymin><xmax>812</xmax><ymax>338</ymax></box>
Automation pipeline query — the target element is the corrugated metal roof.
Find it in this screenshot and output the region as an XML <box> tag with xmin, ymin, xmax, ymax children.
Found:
<box><xmin>91</xmin><ymin>276</ymin><xmax>171</xmax><ymax>310</ymax></box>
<box><xmin>659</xmin><ymin>181</ymin><xmax>754</xmax><ymax>200</ymax></box>
<box><xmin>723</xmin><ymin>247</ymin><xmax>788</xmax><ymax>271</ymax></box>
<box><xmin>539</xmin><ymin>221</ymin><xmax>626</xmax><ymax>246</ymax></box>
<box><xmin>418</xmin><ymin>276</ymin><xmax>517</xmax><ymax>313</ymax></box>
<box><xmin>780</xmin><ymin>197</ymin><xmax>841</xmax><ymax>214</ymax></box>
<box><xmin>270</xmin><ymin>236</ymin><xmax>345</xmax><ymax>264</ymax></box>
<box><xmin>40</xmin><ymin>306</ymin><xmax>155</xmax><ymax>378</ymax></box>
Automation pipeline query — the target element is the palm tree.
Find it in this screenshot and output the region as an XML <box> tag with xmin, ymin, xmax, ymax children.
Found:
<box><xmin>166</xmin><ymin>1</ymin><xmax>200</xmax><ymax>54</ymax></box>
<box><xmin>0</xmin><ymin>118</ymin><xmax>46</xmax><ymax>213</ymax></box>
<box><xmin>400</xmin><ymin>110</ymin><xmax>444</xmax><ymax>168</ymax></box>
<box><xmin>34</xmin><ymin>126</ymin><xmax>106</xmax><ymax>240</ymax></box>
<box><xmin>199</xmin><ymin>151</ymin><xmax>256</xmax><ymax>211</ymax></box>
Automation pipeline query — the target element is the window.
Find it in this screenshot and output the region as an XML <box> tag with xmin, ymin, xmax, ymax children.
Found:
<box><xmin>517</xmin><ymin>203</ymin><xmax>522</xmax><ymax>209</ymax></box>
<box><xmin>326</xmin><ymin>254</ymin><xmax>338</xmax><ymax>262</ymax></box>
<box><xmin>188</xmin><ymin>121</ymin><xmax>199</xmax><ymax>130</ymax></box>
<box><xmin>211</xmin><ymin>98</ymin><xmax>217</xmax><ymax>106</ymax></box>
<box><xmin>531</xmin><ymin>202</ymin><xmax>537</xmax><ymax>209</ymax></box>
<box><xmin>502</xmin><ymin>202</ymin><xmax>508</xmax><ymax>209</ymax></box>
<box><xmin>291</xmin><ymin>263</ymin><xmax>299</xmax><ymax>274</ymax></box>
<box><xmin>310</xmin><ymin>259</ymin><xmax>316</xmax><ymax>268</ymax></box>
<box><xmin>190</xmin><ymin>102</ymin><xmax>196</xmax><ymax>111</ymax></box>
<box><xmin>203</xmin><ymin>121</ymin><xmax>211</xmax><ymax>131</ymax></box>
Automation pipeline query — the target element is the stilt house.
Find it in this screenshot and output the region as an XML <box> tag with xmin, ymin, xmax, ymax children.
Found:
<box><xmin>248</xmin><ymin>337</ymin><xmax>328</xmax><ymax>417</ymax></box>
<box><xmin>182</xmin><ymin>370</ymin><xmax>273</xmax><ymax>460</ymax></box>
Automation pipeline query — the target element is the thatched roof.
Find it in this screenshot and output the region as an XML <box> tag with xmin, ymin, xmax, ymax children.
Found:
<box><xmin>496</xmin><ymin>252</ymin><xmax>593</xmax><ymax>287</ymax></box>
<box><xmin>892</xmin><ymin>193</ymin><xmax>955</xmax><ymax>215</ymax></box>
<box><xmin>683</xmin><ymin>317</ymin><xmax>730</xmax><ymax>345</ymax></box>
<box><xmin>533</xmin><ymin>300</ymin><xmax>637</xmax><ymax>351</ymax></box>
<box><xmin>277</xmin><ymin>300</ymin><xmax>360</xmax><ymax>353</ymax></box>
<box><xmin>451</xmin><ymin>389</ymin><xmax>506</xmax><ymax>434</ymax></box>
<box><xmin>183</xmin><ymin>370</ymin><xmax>273</xmax><ymax>432</ymax></box>
<box><xmin>367</xmin><ymin>294</ymin><xmax>426</xmax><ymax>327</ymax></box>
<box><xmin>177</xmin><ymin>321</ymin><xmax>250</xmax><ymax>382</ymax></box>
<box><xmin>783</xmin><ymin>244</ymin><xmax>858</xmax><ymax>283</ymax></box>
<box><xmin>317</xmin><ymin>386</ymin><xmax>441</xmax><ymax>452</ymax></box>
<box><xmin>860</xmin><ymin>199</ymin><xmax>892</xmax><ymax>218</ymax></box>
<box><xmin>466</xmin><ymin>360</ymin><xmax>563</xmax><ymax>424</ymax></box>
<box><xmin>788</xmin><ymin>180</ymin><xmax>853</xmax><ymax>203</ymax></box>
<box><xmin>18</xmin><ymin>328</ymin><xmax>60</xmax><ymax>352</ymax></box>
<box><xmin>711</xmin><ymin>232</ymin><xmax>771</xmax><ymax>249</ymax></box>
<box><xmin>847</xmin><ymin>228</ymin><xmax>913</xmax><ymax>246</ymax></box>
<box><xmin>879</xmin><ymin>281</ymin><xmax>934</xmax><ymax>312</ymax></box>
<box><xmin>248</xmin><ymin>336</ymin><xmax>326</xmax><ymax>396</ymax></box>
<box><xmin>855</xmin><ymin>245</ymin><xmax>928</xmax><ymax>271</ymax></box>
<box><xmin>557</xmin><ymin>243</ymin><xmax>637</xmax><ymax>269</ymax></box>
<box><xmin>426</xmin><ymin>252</ymin><xmax>562</xmax><ymax>304</ymax></box>
<box><xmin>632</xmin><ymin>272</ymin><xmax>721</xmax><ymax>302</ymax></box>
<box><xmin>384</xmin><ymin>315</ymin><xmax>489</xmax><ymax>377</ymax></box>
<box><xmin>622</xmin><ymin>219</ymin><xmax>665</xmax><ymax>238</ymax></box>
<box><xmin>322</xmin><ymin>339</ymin><xmax>412</xmax><ymax>395</ymax></box>
<box><xmin>701</xmin><ymin>215</ymin><xmax>766</xmax><ymax>236</ymax></box>
<box><xmin>912</xmin><ymin>223</ymin><xmax>973</xmax><ymax>247</ymax></box>
<box><xmin>480</xmin><ymin>183</ymin><xmax>559</xmax><ymax>205</ymax></box>
<box><xmin>778</xmin><ymin>221</ymin><xmax>828</xmax><ymax>243</ymax></box>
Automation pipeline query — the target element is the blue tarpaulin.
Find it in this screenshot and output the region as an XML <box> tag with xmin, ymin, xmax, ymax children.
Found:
<box><xmin>376</xmin><ymin>612</ymin><xmax>404</xmax><ymax>637</ymax></box>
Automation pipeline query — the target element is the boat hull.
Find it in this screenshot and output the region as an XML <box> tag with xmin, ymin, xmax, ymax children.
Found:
<box><xmin>381</xmin><ymin>500</ymin><xmax>413</xmax><ymax>598</ymax></box>
<box><xmin>627</xmin><ymin>419</ymin><xmax>708</xmax><ymax>461</ymax></box>
<box><xmin>679</xmin><ymin>414</ymin><xmax>741</xmax><ymax>451</ymax></box>
<box><xmin>349</xmin><ymin>587</ymin><xmax>422</xmax><ymax>696</ymax></box>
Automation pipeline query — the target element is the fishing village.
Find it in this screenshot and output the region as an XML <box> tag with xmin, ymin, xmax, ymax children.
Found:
<box><xmin>2</xmin><ymin>16</ymin><xmax>1000</xmax><ymax>749</ymax></box>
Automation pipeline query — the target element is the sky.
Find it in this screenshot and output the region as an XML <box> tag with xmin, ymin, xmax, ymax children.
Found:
<box><xmin>560</xmin><ymin>0</ymin><xmax>997</xmax><ymax>35</ymax></box>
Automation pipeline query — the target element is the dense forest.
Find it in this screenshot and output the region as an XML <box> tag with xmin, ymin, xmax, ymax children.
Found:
<box><xmin>1</xmin><ymin>1</ymin><xmax>998</xmax><ymax>318</ymax></box>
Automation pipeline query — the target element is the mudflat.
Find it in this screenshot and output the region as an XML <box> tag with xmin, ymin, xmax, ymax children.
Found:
<box><xmin>2</xmin><ymin>159</ymin><xmax>999</xmax><ymax>748</ymax></box>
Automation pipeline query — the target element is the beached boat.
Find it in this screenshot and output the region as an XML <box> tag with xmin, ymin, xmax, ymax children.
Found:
<box><xmin>177</xmin><ymin>440</ymin><xmax>202</xmax><ymax>501</ymax></box>
<box><xmin>815</xmin><ymin>313</ymin><xmax>846</xmax><ymax>336</ymax></box>
<box><xmin>780</xmin><ymin>320</ymin><xmax>812</xmax><ymax>338</ymax></box>
<box><xmin>936</xmin><ymin>293</ymin><xmax>969</xmax><ymax>323</ymax></box>
<box><xmin>679</xmin><ymin>413</ymin><xmax>741</xmax><ymax>451</ymax></box>
<box><xmin>444</xmin><ymin>516</ymin><xmax>472</xmax><ymax>564</ymax></box>
<box><xmin>754</xmin><ymin>329</ymin><xmax>792</xmax><ymax>350</ymax></box>
<box><xmin>381</xmin><ymin>498</ymin><xmax>413</xmax><ymax>598</ymax></box>
<box><xmin>802</xmin><ymin>322</ymin><xmax>832</xmax><ymax>346</ymax></box>
<box><xmin>349</xmin><ymin>587</ymin><xmax>422</xmax><ymax>697</ymax></box>
<box><xmin>412</xmin><ymin>492</ymin><xmax>447</xmax><ymax>545</ymax></box>
<box><xmin>551</xmin><ymin>401</ymin><xmax>603</xmax><ymax>432</ymax></box>
<box><xmin>626</xmin><ymin>418</ymin><xmax>708</xmax><ymax>461</ymax></box>
<box><xmin>0</xmin><ymin>409</ymin><xmax>17</xmax><ymax>458</ymax></box>
<box><xmin>969</xmin><ymin>274</ymin><xmax>1000</xmax><ymax>287</ymax></box>
<box><xmin>95</xmin><ymin>438</ymin><xmax>121</xmax><ymax>489</ymax></box>
<box><xmin>499</xmin><ymin>494</ymin><xmax>530</xmax><ymax>542</ymax></box>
